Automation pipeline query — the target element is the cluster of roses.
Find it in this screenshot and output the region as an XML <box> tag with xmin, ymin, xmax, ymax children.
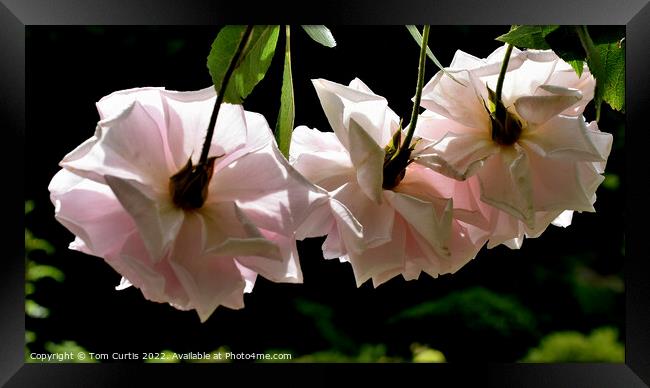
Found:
<box><xmin>49</xmin><ymin>46</ymin><xmax>611</xmax><ymax>321</ymax></box>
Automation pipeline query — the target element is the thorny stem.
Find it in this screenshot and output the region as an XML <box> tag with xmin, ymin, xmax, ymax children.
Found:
<box><xmin>488</xmin><ymin>43</ymin><xmax>523</xmax><ymax>146</ymax></box>
<box><xmin>575</xmin><ymin>25</ymin><xmax>602</xmax><ymax>121</ymax></box>
<box><xmin>381</xmin><ymin>25</ymin><xmax>430</xmax><ymax>190</ymax></box>
<box><xmin>399</xmin><ymin>24</ymin><xmax>430</xmax><ymax>156</ymax></box>
<box><xmin>495</xmin><ymin>43</ymin><xmax>513</xmax><ymax>104</ymax></box>
<box><xmin>198</xmin><ymin>25</ymin><xmax>254</xmax><ymax>166</ymax></box>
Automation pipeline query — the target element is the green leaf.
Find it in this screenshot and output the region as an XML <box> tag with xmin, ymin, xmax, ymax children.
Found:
<box><xmin>207</xmin><ymin>25</ymin><xmax>280</xmax><ymax>104</ymax></box>
<box><xmin>567</xmin><ymin>60</ymin><xmax>584</xmax><ymax>78</ymax></box>
<box><xmin>575</xmin><ymin>26</ymin><xmax>625</xmax><ymax>117</ymax></box>
<box><xmin>301</xmin><ymin>25</ymin><xmax>336</xmax><ymax>47</ymax></box>
<box><xmin>496</xmin><ymin>25</ymin><xmax>559</xmax><ymax>49</ymax></box>
<box><xmin>586</xmin><ymin>25</ymin><xmax>626</xmax><ymax>50</ymax></box>
<box><xmin>498</xmin><ymin>25</ymin><xmax>585</xmax><ymax>77</ymax></box>
<box><xmin>545</xmin><ymin>26</ymin><xmax>624</xmax><ymax>112</ymax></box>
<box><xmin>597</xmin><ymin>38</ymin><xmax>625</xmax><ymax>112</ymax></box>
<box><xmin>544</xmin><ymin>26</ymin><xmax>584</xmax><ymax>62</ymax></box>
<box><xmin>275</xmin><ymin>26</ymin><xmax>295</xmax><ymax>159</ymax></box>
<box><xmin>405</xmin><ymin>25</ymin><xmax>461</xmax><ymax>84</ymax></box>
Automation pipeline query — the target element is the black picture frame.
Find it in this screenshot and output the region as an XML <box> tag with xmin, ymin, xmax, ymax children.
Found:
<box><xmin>2</xmin><ymin>0</ymin><xmax>649</xmax><ymax>386</ymax></box>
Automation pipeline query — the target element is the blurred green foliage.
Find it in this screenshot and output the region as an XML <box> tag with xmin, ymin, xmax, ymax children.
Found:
<box><xmin>389</xmin><ymin>287</ymin><xmax>537</xmax><ymax>335</ymax></box>
<box><xmin>572</xmin><ymin>265</ymin><xmax>623</xmax><ymax>316</ymax></box>
<box><xmin>294</xmin><ymin>299</ymin><xmax>356</xmax><ymax>354</ymax></box>
<box><xmin>116</xmin><ymin>280</ymin><xmax>624</xmax><ymax>363</ymax></box>
<box><xmin>411</xmin><ymin>343</ymin><xmax>446</xmax><ymax>363</ymax></box>
<box><xmin>25</xmin><ymin>200</ymin><xmax>94</xmax><ymax>363</ymax></box>
<box><xmin>25</xmin><ymin>299</ymin><xmax>50</xmax><ymax>319</ymax></box>
<box><xmin>522</xmin><ymin>327</ymin><xmax>624</xmax><ymax>362</ymax></box>
<box><xmin>388</xmin><ymin>287</ymin><xmax>539</xmax><ymax>361</ymax></box>
<box><xmin>25</xmin><ymin>200</ymin><xmax>61</xmax><ymax>320</ymax></box>
<box><xmin>23</xmin><ymin>194</ymin><xmax>625</xmax><ymax>363</ymax></box>
<box><xmin>27</xmin><ymin>263</ymin><xmax>65</xmax><ymax>283</ymax></box>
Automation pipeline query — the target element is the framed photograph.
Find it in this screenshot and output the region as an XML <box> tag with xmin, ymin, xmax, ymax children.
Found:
<box><xmin>2</xmin><ymin>0</ymin><xmax>649</xmax><ymax>386</ymax></box>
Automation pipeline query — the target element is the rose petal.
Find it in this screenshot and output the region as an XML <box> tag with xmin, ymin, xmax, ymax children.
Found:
<box><xmin>514</xmin><ymin>89</ymin><xmax>583</xmax><ymax>125</ymax></box>
<box><xmin>290</xmin><ymin>126</ymin><xmax>354</xmax><ymax>191</ymax></box>
<box><xmin>97</xmin><ymin>88</ymin><xmax>189</xmax><ymax>171</ymax></box>
<box><xmin>242</xmin><ymin>110</ymin><xmax>275</xmax><ymax>151</ymax></box>
<box><xmin>161</xmin><ymin>87</ymin><xmax>248</xmax><ymax>170</ymax></box>
<box><xmin>551</xmin><ymin>210</ymin><xmax>574</xmax><ymax>228</ymax></box>
<box><xmin>420</xmin><ymin>70</ymin><xmax>490</xmax><ymax>130</ymax></box>
<box><xmin>413</xmin><ymin>130</ymin><xmax>496</xmax><ymax>180</ymax></box>
<box><xmin>483</xmin><ymin>52</ymin><xmax>558</xmax><ymax>105</ymax></box>
<box><xmin>520</xmin><ymin>115</ymin><xmax>609</xmax><ymax>162</ymax></box>
<box><xmin>236</xmin><ymin>228</ymin><xmax>303</xmax><ymax>284</ymax></box>
<box><xmin>477</xmin><ymin>147</ymin><xmax>535</xmax><ymax>227</ymax></box>
<box><xmin>523</xmin><ymin>143</ymin><xmax>603</xmax><ymax>213</ymax></box>
<box><xmin>486</xmin><ymin>209</ymin><xmax>524</xmax><ymax>249</ymax></box>
<box><xmin>329</xmin><ymin>197</ymin><xmax>365</xmax><ymax>254</ymax></box>
<box><xmin>61</xmin><ymin>100</ymin><xmax>172</xmax><ymax>189</ymax></box>
<box><xmin>322</xmin><ymin>222</ymin><xmax>347</xmax><ymax>260</ymax></box>
<box><xmin>199</xmin><ymin>202</ymin><xmax>282</xmax><ymax>260</ymax></box>
<box><xmin>104</xmin><ymin>175</ymin><xmax>184</xmax><ymax>260</ymax></box>
<box><xmin>49</xmin><ymin>169</ymin><xmax>136</xmax><ymax>257</ymax></box>
<box><xmin>348</xmin><ymin>216</ymin><xmax>407</xmax><ymax>287</ymax></box>
<box><xmin>211</xmin><ymin>142</ymin><xmax>328</xmax><ymax>236</ymax></box>
<box><xmin>348</xmin><ymin>116</ymin><xmax>385</xmax><ymax>203</ymax></box>
<box><xmin>312</xmin><ymin>78</ymin><xmax>398</xmax><ymax>149</ymax></box>
<box><xmin>384</xmin><ymin>190</ymin><xmax>452</xmax><ymax>258</ymax></box>
<box><xmin>527</xmin><ymin>52</ymin><xmax>596</xmax><ymax>116</ymax></box>
<box><xmin>169</xmin><ymin>255</ymin><xmax>246</xmax><ymax>322</ymax></box>
<box><xmin>115</xmin><ymin>277</ymin><xmax>133</xmax><ymax>291</ymax></box>
<box><xmin>348</xmin><ymin>77</ymin><xmax>375</xmax><ymax>94</ymax></box>
<box><xmin>163</xmin><ymin>212</ymin><xmax>253</xmax><ymax>320</ymax></box>
<box><xmin>116</xmin><ymin>231</ymin><xmax>189</xmax><ymax>308</ymax></box>
<box><xmin>290</xmin><ymin>125</ymin><xmax>349</xmax><ymax>156</ymax></box>
<box><xmin>96</xmin><ymin>87</ymin><xmax>164</xmax><ymax>121</ymax></box>
<box><xmin>585</xmin><ymin>121</ymin><xmax>614</xmax><ymax>174</ymax></box>
<box><xmin>332</xmin><ymin>182</ymin><xmax>394</xmax><ymax>248</ymax></box>
<box><xmin>236</xmin><ymin>263</ymin><xmax>258</xmax><ymax>294</ymax></box>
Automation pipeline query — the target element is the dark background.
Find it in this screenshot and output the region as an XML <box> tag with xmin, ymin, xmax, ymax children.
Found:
<box><xmin>24</xmin><ymin>26</ymin><xmax>625</xmax><ymax>362</ymax></box>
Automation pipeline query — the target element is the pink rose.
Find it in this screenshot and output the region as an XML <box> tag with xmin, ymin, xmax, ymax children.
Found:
<box><xmin>49</xmin><ymin>86</ymin><xmax>327</xmax><ymax>321</ymax></box>
<box><xmin>290</xmin><ymin>78</ymin><xmax>489</xmax><ymax>287</ymax></box>
<box><xmin>415</xmin><ymin>47</ymin><xmax>612</xmax><ymax>248</ymax></box>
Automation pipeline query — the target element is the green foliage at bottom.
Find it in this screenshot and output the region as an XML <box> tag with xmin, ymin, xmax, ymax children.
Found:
<box><xmin>293</xmin><ymin>344</ymin><xmax>400</xmax><ymax>363</ymax></box>
<box><xmin>522</xmin><ymin>327</ymin><xmax>624</xmax><ymax>362</ymax></box>
<box><xmin>25</xmin><ymin>201</ymin><xmax>96</xmax><ymax>363</ymax></box>
<box><xmin>389</xmin><ymin>287</ymin><xmax>539</xmax><ymax>361</ymax></box>
<box><xmin>411</xmin><ymin>343</ymin><xmax>446</xmax><ymax>363</ymax></box>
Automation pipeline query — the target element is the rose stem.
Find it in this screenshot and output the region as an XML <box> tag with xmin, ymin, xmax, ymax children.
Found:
<box><xmin>198</xmin><ymin>25</ymin><xmax>254</xmax><ymax>166</ymax></box>
<box><xmin>495</xmin><ymin>43</ymin><xmax>514</xmax><ymax>103</ymax></box>
<box><xmin>399</xmin><ymin>24</ymin><xmax>430</xmax><ymax>157</ymax></box>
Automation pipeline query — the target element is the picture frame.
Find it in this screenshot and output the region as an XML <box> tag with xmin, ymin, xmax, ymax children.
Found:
<box><xmin>2</xmin><ymin>0</ymin><xmax>648</xmax><ymax>385</ymax></box>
